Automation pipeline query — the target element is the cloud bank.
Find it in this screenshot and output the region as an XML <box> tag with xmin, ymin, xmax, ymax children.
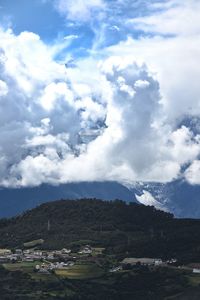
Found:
<box><xmin>0</xmin><ymin>0</ymin><xmax>200</xmax><ymax>187</ymax></box>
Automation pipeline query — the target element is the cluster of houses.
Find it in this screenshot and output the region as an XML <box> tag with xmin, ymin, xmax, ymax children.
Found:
<box><xmin>109</xmin><ymin>257</ymin><xmax>178</xmax><ymax>273</ymax></box>
<box><xmin>2</xmin><ymin>246</ymin><xmax>200</xmax><ymax>276</ymax></box>
<box><xmin>78</xmin><ymin>245</ymin><xmax>92</xmax><ymax>255</ymax></box>
<box><xmin>110</xmin><ymin>257</ymin><xmax>200</xmax><ymax>275</ymax></box>
<box><xmin>35</xmin><ymin>261</ymin><xmax>75</xmax><ymax>274</ymax></box>
<box><xmin>0</xmin><ymin>245</ymin><xmax>103</xmax><ymax>265</ymax></box>
<box><xmin>0</xmin><ymin>245</ymin><xmax>93</xmax><ymax>263</ymax></box>
<box><xmin>0</xmin><ymin>248</ymin><xmax>24</xmax><ymax>263</ymax></box>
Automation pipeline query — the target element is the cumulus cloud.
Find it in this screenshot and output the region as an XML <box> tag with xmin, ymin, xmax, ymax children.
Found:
<box><xmin>0</xmin><ymin>28</ymin><xmax>105</xmax><ymax>186</ymax></box>
<box><xmin>185</xmin><ymin>161</ymin><xmax>200</xmax><ymax>185</ymax></box>
<box><xmin>0</xmin><ymin>1</ymin><xmax>200</xmax><ymax>187</ymax></box>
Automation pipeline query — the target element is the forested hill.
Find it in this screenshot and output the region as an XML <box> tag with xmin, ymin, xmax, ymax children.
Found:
<box><xmin>1</xmin><ymin>199</ymin><xmax>200</xmax><ymax>262</ymax></box>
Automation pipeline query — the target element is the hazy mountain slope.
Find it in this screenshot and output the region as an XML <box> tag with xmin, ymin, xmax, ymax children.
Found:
<box><xmin>0</xmin><ymin>182</ymin><xmax>137</xmax><ymax>218</ymax></box>
<box><xmin>0</xmin><ymin>179</ymin><xmax>200</xmax><ymax>219</ymax></box>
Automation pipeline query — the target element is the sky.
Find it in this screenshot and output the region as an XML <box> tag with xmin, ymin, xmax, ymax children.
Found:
<box><xmin>0</xmin><ymin>0</ymin><xmax>200</xmax><ymax>187</ymax></box>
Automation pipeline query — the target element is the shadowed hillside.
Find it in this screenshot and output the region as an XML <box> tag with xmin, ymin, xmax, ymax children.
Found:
<box><xmin>0</xmin><ymin>199</ymin><xmax>200</xmax><ymax>263</ymax></box>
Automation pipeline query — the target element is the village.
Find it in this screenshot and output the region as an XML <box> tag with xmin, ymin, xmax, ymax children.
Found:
<box><xmin>0</xmin><ymin>244</ymin><xmax>99</xmax><ymax>273</ymax></box>
<box><xmin>2</xmin><ymin>243</ymin><xmax>199</xmax><ymax>278</ymax></box>
<box><xmin>0</xmin><ymin>244</ymin><xmax>106</xmax><ymax>276</ymax></box>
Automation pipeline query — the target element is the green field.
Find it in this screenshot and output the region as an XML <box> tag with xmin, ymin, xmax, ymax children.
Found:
<box><xmin>3</xmin><ymin>261</ymin><xmax>46</xmax><ymax>278</ymax></box>
<box><xmin>3</xmin><ymin>261</ymin><xmax>60</xmax><ymax>283</ymax></box>
<box><xmin>3</xmin><ymin>261</ymin><xmax>41</xmax><ymax>273</ymax></box>
<box><xmin>3</xmin><ymin>261</ymin><xmax>104</xmax><ymax>280</ymax></box>
<box><xmin>55</xmin><ymin>263</ymin><xmax>104</xmax><ymax>279</ymax></box>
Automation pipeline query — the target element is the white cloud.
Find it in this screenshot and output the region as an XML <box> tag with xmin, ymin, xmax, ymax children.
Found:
<box><xmin>111</xmin><ymin>25</ymin><xmax>120</xmax><ymax>32</ymax></box>
<box><xmin>130</xmin><ymin>0</ymin><xmax>200</xmax><ymax>37</ymax></box>
<box><xmin>134</xmin><ymin>80</ymin><xmax>150</xmax><ymax>89</ymax></box>
<box><xmin>0</xmin><ymin>79</ymin><xmax>8</xmax><ymax>96</ymax></box>
<box><xmin>106</xmin><ymin>18</ymin><xmax>200</xmax><ymax>124</ymax></box>
<box><xmin>63</xmin><ymin>35</ymin><xmax>78</xmax><ymax>40</ymax></box>
<box><xmin>185</xmin><ymin>160</ymin><xmax>200</xmax><ymax>185</ymax></box>
<box><xmin>54</xmin><ymin>0</ymin><xmax>106</xmax><ymax>22</ymax></box>
<box><xmin>40</xmin><ymin>82</ymin><xmax>74</xmax><ymax>111</ymax></box>
<box><xmin>0</xmin><ymin>1</ymin><xmax>200</xmax><ymax>187</ymax></box>
<box><xmin>169</xmin><ymin>126</ymin><xmax>200</xmax><ymax>164</ymax></box>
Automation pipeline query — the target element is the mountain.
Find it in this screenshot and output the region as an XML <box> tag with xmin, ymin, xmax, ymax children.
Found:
<box><xmin>0</xmin><ymin>179</ymin><xmax>200</xmax><ymax>219</ymax></box>
<box><xmin>131</xmin><ymin>179</ymin><xmax>200</xmax><ymax>218</ymax></box>
<box><xmin>1</xmin><ymin>198</ymin><xmax>200</xmax><ymax>263</ymax></box>
<box><xmin>0</xmin><ymin>182</ymin><xmax>137</xmax><ymax>218</ymax></box>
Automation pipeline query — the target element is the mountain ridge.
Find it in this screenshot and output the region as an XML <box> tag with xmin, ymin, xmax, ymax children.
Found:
<box><xmin>0</xmin><ymin>179</ymin><xmax>200</xmax><ymax>219</ymax></box>
<box><xmin>0</xmin><ymin>181</ymin><xmax>137</xmax><ymax>218</ymax></box>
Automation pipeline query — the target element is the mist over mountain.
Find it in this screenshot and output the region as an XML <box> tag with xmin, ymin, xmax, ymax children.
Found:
<box><xmin>0</xmin><ymin>180</ymin><xmax>200</xmax><ymax>219</ymax></box>
<box><xmin>133</xmin><ymin>179</ymin><xmax>200</xmax><ymax>219</ymax></box>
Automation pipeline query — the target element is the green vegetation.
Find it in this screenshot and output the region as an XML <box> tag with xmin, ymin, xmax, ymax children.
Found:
<box><xmin>0</xmin><ymin>264</ymin><xmax>197</xmax><ymax>300</ymax></box>
<box><xmin>186</xmin><ymin>273</ymin><xmax>200</xmax><ymax>286</ymax></box>
<box><xmin>0</xmin><ymin>265</ymin><xmax>58</xmax><ymax>299</ymax></box>
<box><xmin>4</xmin><ymin>261</ymin><xmax>40</xmax><ymax>272</ymax></box>
<box><xmin>55</xmin><ymin>262</ymin><xmax>104</xmax><ymax>279</ymax></box>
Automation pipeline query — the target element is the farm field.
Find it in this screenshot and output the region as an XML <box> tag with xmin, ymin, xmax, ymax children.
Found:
<box><xmin>3</xmin><ymin>261</ymin><xmax>55</xmax><ymax>282</ymax></box>
<box><xmin>55</xmin><ymin>263</ymin><xmax>104</xmax><ymax>279</ymax></box>
<box><xmin>3</xmin><ymin>261</ymin><xmax>41</xmax><ymax>273</ymax></box>
<box><xmin>3</xmin><ymin>261</ymin><xmax>104</xmax><ymax>280</ymax></box>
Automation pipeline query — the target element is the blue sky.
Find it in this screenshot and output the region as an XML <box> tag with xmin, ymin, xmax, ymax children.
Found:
<box><xmin>0</xmin><ymin>0</ymin><xmax>166</xmax><ymax>56</ymax></box>
<box><xmin>0</xmin><ymin>0</ymin><xmax>93</xmax><ymax>59</ymax></box>
<box><xmin>0</xmin><ymin>0</ymin><xmax>200</xmax><ymax>188</ymax></box>
<box><xmin>0</xmin><ymin>0</ymin><xmax>62</xmax><ymax>40</ymax></box>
